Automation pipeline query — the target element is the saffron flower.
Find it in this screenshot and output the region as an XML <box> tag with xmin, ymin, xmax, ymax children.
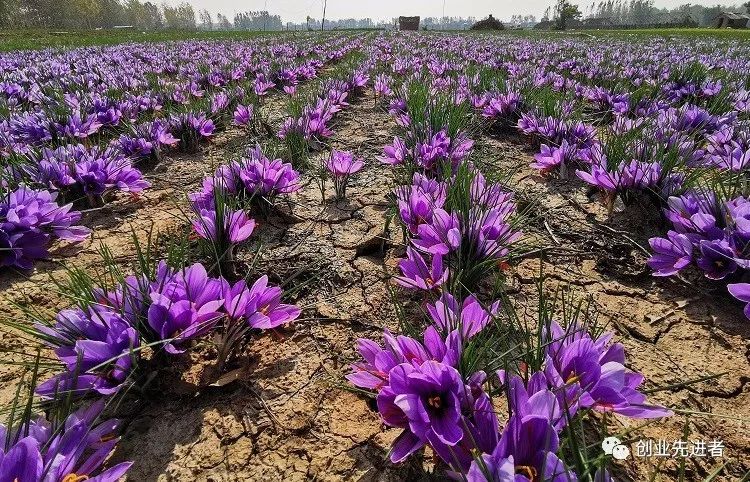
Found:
<box><xmin>544</xmin><ymin>322</ymin><xmax>672</xmax><ymax>419</ymax></box>
<box><xmin>0</xmin><ymin>229</ymin><xmax>48</xmax><ymax>269</ymax></box>
<box><xmin>223</xmin><ymin>275</ymin><xmax>301</xmax><ymax>329</ymax></box>
<box><xmin>0</xmin><ymin>186</ymin><xmax>89</xmax><ymax>269</ymax></box>
<box><xmin>412</xmin><ymin>209</ymin><xmax>462</xmax><ymax>256</ymax></box>
<box><xmin>192</xmin><ymin>208</ymin><xmax>256</xmax><ymax>244</ymax></box>
<box><xmin>377</xmin><ymin>360</ymin><xmax>468</xmax><ymax>461</ymax></box>
<box><xmin>481</xmin><ymin>92</ymin><xmax>521</xmax><ymax>121</ymax></box>
<box><xmin>0</xmin><ymin>400</ymin><xmax>132</xmax><ymax>482</ymax></box>
<box><xmin>346</xmin><ymin>326</ymin><xmax>460</xmax><ymax>392</ymax></box>
<box><xmin>695</xmin><ymin>239</ymin><xmax>738</xmax><ymax>280</ymax></box>
<box><xmin>234</xmin><ymin>103</ymin><xmax>254</xmax><ymax>127</ymax></box>
<box><xmin>530</xmin><ymin>140</ymin><xmax>577</xmax><ymax>175</ymax></box>
<box><xmin>239</xmin><ymin>148</ymin><xmax>301</xmax><ymax>198</ymax></box>
<box><xmin>728</xmin><ymin>283</ymin><xmax>750</xmax><ymax>318</ymax></box>
<box><xmin>647</xmin><ymin>231</ymin><xmax>694</xmax><ymax>276</ymax></box>
<box><xmin>426</xmin><ymin>293</ymin><xmax>500</xmax><ymax>339</ymax></box>
<box><xmin>36</xmin><ymin>307</ymin><xmax>139</xmax><ymax>397</ymax></box>
<box><xmin>467</xmin><ymin>414</ymin><xmax>575</xmax><ymax>482</ymax></box>
<box><xmin>381</xmin><ymin>137</ymin><xmax>408</xmax><ymax>165</ymax></box>
<box><xmin>147</xmin><ymin>263</ymin><xmax>225</xmax><ymax>353</ymax></box>
<box><xmin>325</xmin><ymin>150</ymin><xmax>364</xmax><ymax>200</ymax></box>
<box><xmin>395</xmin><ymin>247</ymin><xmax>448</xmax><ymax>291</ymax></box>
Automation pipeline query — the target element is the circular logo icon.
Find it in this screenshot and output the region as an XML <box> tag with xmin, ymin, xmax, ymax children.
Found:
<box><xmin>612</xmin><ymin>444</ymin><xmax>631</xmax><ymax>460</ymax></box>
<box><xmin>601</xmin><ymin>436</ymin><xmax>621</xmax><ymax>455</ymax></box>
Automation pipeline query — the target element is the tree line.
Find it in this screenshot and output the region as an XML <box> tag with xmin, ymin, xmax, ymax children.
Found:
<box><xmin>0</xmin><ymin>0</ymin><xmax>199</xmax><ymax>29</ymax></box>
<box><xmin>543</xmin><ymin>0</ymin><xmax>750</xmax><ymax>28</ymax></box>
<box><xmin>1</xmin><ymin>0</ymin><xmax>748</xmax><ymax>30</ymax></box>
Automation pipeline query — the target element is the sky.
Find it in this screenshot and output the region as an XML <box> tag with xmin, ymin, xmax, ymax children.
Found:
<box><xmin>180</xmin><ymin>0</ymin><xmax>735</xmax><ymax>23</ymax></box>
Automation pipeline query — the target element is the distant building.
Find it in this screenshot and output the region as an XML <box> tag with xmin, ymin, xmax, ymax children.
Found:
<box><xmin>399</xmin><ymin>16</ymin><xmax>420</xmax><ymax>31</ymax></box>
<box><xmin>581</xmin><ymin>17</ymin><xmax>614</xmax><ymax>28</ymax></box>
<box><xmin>533</xmin><ymin>19</ymin><xmax>554</xmax><ymax>30</ymax></box>
<box><xmin>470</xmin><ymin>14</ymin><xmax>505</xmax><ymax>30</ymax></box>
<box><xmin>714</xmin><ymin>12</ymin><xmax>750</xmax><ymax>28</ymax></box>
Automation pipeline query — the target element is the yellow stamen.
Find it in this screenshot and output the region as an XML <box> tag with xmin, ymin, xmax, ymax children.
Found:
<box><xmin>516</xmin><ymin>465</ymin><xmax>538</xmax><ymax>481</ymax></box>
<box><xmin>62</xmin><ymin>475</ymin><xmax>89</xmax><ymax>482</ymax></box>
<box><xmin>566</xmin><ymin>373</ymin><xmax>580</xmax><ymax>385</ymax></box>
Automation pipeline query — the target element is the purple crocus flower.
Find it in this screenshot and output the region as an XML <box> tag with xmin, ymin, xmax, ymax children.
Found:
<box><xmin>192</xmin><ymin>115</ymin><xmax>215</xmax><ymax>138</ymax></box>
<box><xmin>544</xmin><ymin>321</ymin><xmax>672</xmax><ymax>419</ymax></box>
<box><xmin>411</xmin><ymin>209</ymin><xmax>462</xmax><ymax>256</ymax></box>
<box><xmin>374</xmin><ymin>73</ymin><xmax>393</xmax><ymax>97</ymax></box>
<box><xmin>33</xmin><ymin>154</ymin><xmax>77</xmax><ymax>191</ymax></box>
<box><xmin>211</xmin><ymin>92</ymin><xmax>230</xmax><ymax>114</ymax></box>
<box><xmin>470</xmin><ymin>172</ymin><xmax>514</xmax><ymax>210</ymax></box>
<box><xmin>192</xmin><ymin>208</ymin><xmax>256</xmax><ymax>244</ymax></box>
<box><xmin>36</xmin><ymin>307</ymin><xmax>139</xmax><ymax>397</ymax></box>
<box><xmin>153</xmin><ymin>120</ymin><xmax>180</xmax><ymax>147</ymax></box>
<box><xmin>663</xmin><ymin>192</ymin><xmax>713</xmax><ymax>233</ymax></box>
<box><xmin>469</xmin><ymin>414</ymin><xmax>576</xmax><ymax>482</ymax></box>
<box><xmin>530</xmin><ymin>140</ymin><xmax>577</xmax><ymax>174</ymax></box>
<box><xmin>377</xmin><ymin>360</ymin><xmax>468</xmax><ymax>461</ymax></box>
<box><xmin>417</xmin><ymin>130</ymin><xmax>451</xmax><ymax>170</ymax></box>
<box><xmin>466</xmin><ymin>450</ymin><xmax>515</xmax><ymax>482</ymax></box>
<box><xmin>696</xmin><ymin>239</ymin><xmax>738</xmax><ymax>280</ymax></box>
<box><xmin>75</xmin><ymin>159</ymin><xmax>109</xmax><ymax>196</ymax></box>
<box><xmin>0</xmin><ymin>229</ymin><xmax>48</xmax><ymax>269</ymax></box>
<box><xmin>346</xmin><ymin>326</ymin><xmax>460</xmax><ymax>392</ymax></box>
<box><xmin>482</xmin><ymin>92</ymin><xmax>521</xmax><ymax>120</ymax></box>
<box><xmin>59</xmin><ymin>112</ymin><xmax>102</xmax><ymax>139</ymax></box>
<box><xmin>238</xmin><ymin>149</ymin><xmax>301</xmax><ymax>197</ymax></box>
<box><xmin>253</xmin><ymin>74</ymin><xmax>276</xmax><ymax>96</ymax></box>
<box><xmin>234</xmin><ymin>104</ymin><xmax>254</xmax><ymax>127</ymax></box>
<box><xmin>469</xmin><ymin>207</ymin><xmax>522</xmax><ymax>259</ymax></box>
<box><xmin>648</xmin><ymin>231</ymin><xmax>694</xmax><ymax>276</ymax></box>
<box><xmin>170</xmin><ymin>112</ymin><xmax>214</xmax><ymax>152</ymax></box>
<box><xmin>381</xmin><ymin>137</ymin><xmax>408</xmax><ymax>165</ymax></box>
<box><xmin>223</xmin><ymin>275</ymin><xmax>301</xmax><ymax>329</ymax></box>
<box><xmin>326</xmin><ymin>150</ymin><xmax>364</xmax><ymax>200</ymax></box>
<box><xmin>396</xmin><ymin>178</ymin><xmax>447</xmax><ymax>235</ymax></box>
<box><xmin>325</xmin><ymin>150</ymin><xmax>364</xmax><ymax>177</ymax></box>
<box><xmin>449</xmin><ymin>136</ymin><xmax>475</xmax><ymax>168</ymax></box>
<box><xmin>395</xmin><ymin>247</ymin><xmax>448</xmax><ymax>291</ymax></box>
<box><xmin>426</xmin><ymin>293</ymin><xmax>499</xmax><ymax>339</ymax></box>
<box><xmin>147</xmin><ymin>263</ymin><xmax>225</xmax><ymax>353</ymax></box>
<box><xmin>504</xmin><ymin>373</ymin><xmax>564</xmax><ymax>429</ymax></box>
<box><xmin>575</xmin><ymin>160</ymin><xmax>618</xmax><ymax>191</ymax></box>
<box><xmin>0</xmin><ymin>437</ymin><xmax>42</xmax><ymax>481</ymax></box>
<box><xmin>728</xmin><ymin>283</ymin><xmax>750</xmax><ymax>319</ymax></box>
<box><xmin>1</xmin><ymin>186</ymin><xmax>90</xmax><ymax>242</ymax></box>
<box><xmin>0</xmin><ymin>400</ymin><xmax>132</xmax><ymax>482</ymax></box>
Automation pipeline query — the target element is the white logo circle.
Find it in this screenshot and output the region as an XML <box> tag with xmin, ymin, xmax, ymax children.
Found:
<box><xmin>612</xmin><ymin>445</ymin><xmax>630</xmax><ymax>460</ymax></box>
<box><xmin>601</xmin><ymin>436</ymin><xmax>621</xmax><ymax>455</ymax></box>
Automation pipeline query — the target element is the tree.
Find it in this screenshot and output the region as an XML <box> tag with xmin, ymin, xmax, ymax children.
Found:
<box><xmin>555</xmin><ymin>0</ymin><xmax>582</xmax><ymax>29</ymax></box>
<box><xmin>0</xmin><ymin>0</ymin><xmax>14</xmax><ymax>27</ymax></box>
<box><xmin>124</xmin><ymin>0</ymin><xmax>143</xmax><ymax>26</ymax></box>
<box><xmin>744</xmin><ymin>1</ymin><xmax>750</xmax><ymax>13</ymax></box>
<box><xmin>96</xmin><ymin>0</ymin><xmax>126</xmax><ymax>27</ymax></box>
<box><xmin>163</xmin><ymin>1</ymin><xmax>195</xmax><ymax>29</ymax></box>
<box><xmin>216</xmin><ymin>13</ymin><xmax>231</xmax><ymax>29</ymax></box>
<box><xmin>198</xmin><ymin>8</ymin><xmax>212</xmax><ymax>29</ymax></box>
<box><xmin>64</xmin><ymin>0</ymin><xmax>100</xmax><ymax>28</ymax></box>
<box><xmin>20</xmin><ymin>0</ymin><xmax>57</xmax><ymax>27</ymax></box>
<box><xmin>142</xmin><ymin>2</ymin><xmax>163</xmax><ymax>29</ymax></box>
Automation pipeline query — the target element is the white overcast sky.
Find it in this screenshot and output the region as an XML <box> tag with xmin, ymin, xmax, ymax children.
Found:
<box><xmin>180</xmin><ymin>0</ymin><xmax>737</xmax><ymax>22</ymax></box>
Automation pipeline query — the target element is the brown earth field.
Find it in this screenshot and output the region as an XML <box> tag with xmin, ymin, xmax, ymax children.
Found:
<box><xmin>1</xmin><ymin>89</ymin><xmax>749</xmax><ymax>481</ymax></box>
